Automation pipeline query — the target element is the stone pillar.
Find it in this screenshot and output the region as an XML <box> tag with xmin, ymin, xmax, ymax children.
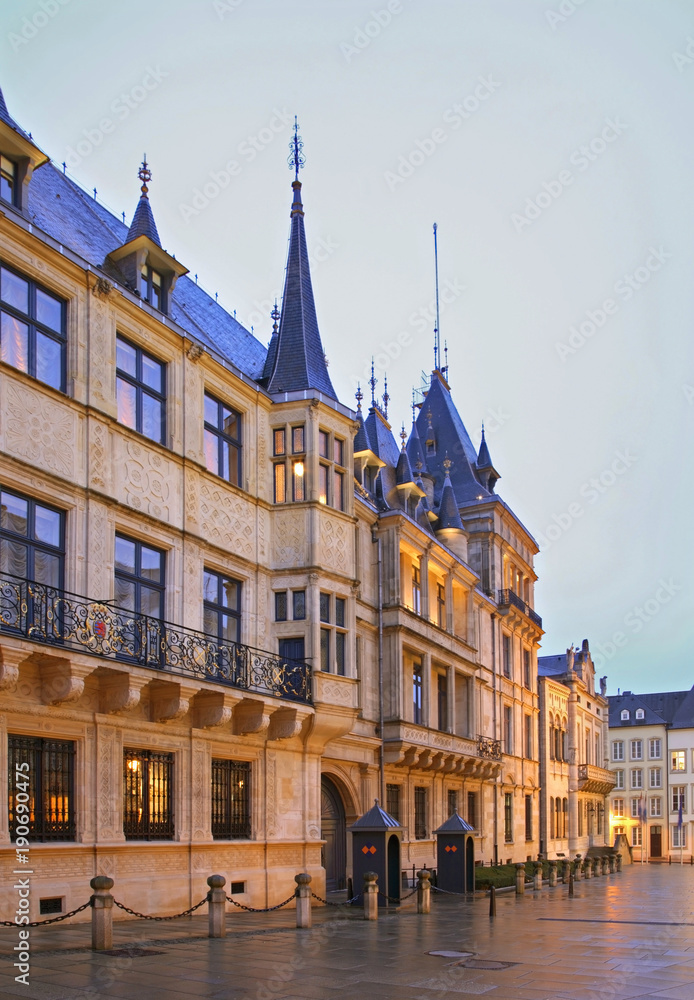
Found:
<box><xmin>534</xmin><ymin>862</ymin><xmax>543</xmax><ymax>891</ymax></box>
<box><xmin>592</xmin><ymin>857</ymin><xmax>599</xmax><ymax>878</ymax></box>
<box><xmin>417</xmin><ymin>869</ymin><xmax>431</xmax><ymax>914</ymax></box>
<box><xmin>583</xmin><ymin>859</ymin><xmax>591</xmax><ymax>879</ymax></box>
<box><xmin>90</xmin><ymin>876</ymin><xmax>114</xmax><ymax>951</ymax></box>
<box><xmin>561</xmin><ymin>860</ymin><xmax>569</xmax><ymax>884</ymax></box>
<box><xmin>515</xmin><ymin>863</ymin><xmax>525</xmax><ymax>895</ymax></box>
<box><xmin>573</xmin><ymin>858</ymin><xmax>582</xmax><ymax>880</ymax></box>
<box><xmin>363</xmin><ymin>871</ymin><xmax>378</xmax><ymax>921</ymax></box>
<box><xmin>549</xmin><ymin>860</ymin><xmax>557</xmax><ymax>887</ymax></box>
<box><xmin>601</xmin><ymin>856</ymin><xmax>609</xmax><ymax>875</ymax></box>
<box><xmin>207</xmin><ymin>875</ymin><xmax>227</xmax><ymax>938</ymax></box>
<box><xmin>616</xmin><ymin>853</ymin><xmax>622</xmax><ymax>872</ymax></box>
<box><xmin>295</xmin><ymin>873</ymin><xmax>312</xmax><ymax>929</ymax></box>
<box><xmin>608</xmin><ymin>855</ymin><xmax>616</xmax><ymax>874</ymax></box>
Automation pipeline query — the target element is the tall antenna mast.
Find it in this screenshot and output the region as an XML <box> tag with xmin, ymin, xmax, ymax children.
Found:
<box><xmin>433</xmin><ymin>222</ymin><xmax>441</xmax><ymax>372</ymax></box>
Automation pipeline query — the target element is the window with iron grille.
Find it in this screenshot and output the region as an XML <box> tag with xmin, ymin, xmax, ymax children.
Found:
<box><xmin>1</xmin><ymin>263</ymin><xmax>66</xmax><ymax>392</ymax></box>
<box><xmin>8</xmin><ymin>735</ymin><xmax>75</xmax><ymax>842</ymax></box>
<box><xmin>466</xmin><ymin>791</ymin><xmax>477</xmax><ymax>830</ymax></box>
<box><xmin>504</xmin><ymin>792</ymin><xmax>513</xmax><ymax>842</ymax></box>
<box><xmin>123</xmin><ymin>748</ymin><xmax>174</xmax><ymax>840</ymax></box>
<box><xmin>211</xmin><ymin>759</ymin><xmax>251</xmax><ymax>839</ymax></box>
<box><xmin>386</xmin><ymin>783</ymin><xmax>401</xmax><ymax>823</ymax></box>
<box><xmin>524</xmin><ymin>794</ymin><xmax>532</xmax><ymax>841</ymax></box>
<box><xmin>204</xmin><ymin>392</ymin><xmax>242</xmax><ymax>486</ymax></box>
<box><xmin>414</xmin><ymin>786</ymin><xmax>427</xmax><ymax>840</ymax></box>
<box><xmin>275</xmin><ymin>591</ymin><xmax>287</xmax><ymax>621</ymax></box>
<box><xmin>116</xmin><ymin>335</ymin><xmax>165</xmax><ymax>444</ymax></box>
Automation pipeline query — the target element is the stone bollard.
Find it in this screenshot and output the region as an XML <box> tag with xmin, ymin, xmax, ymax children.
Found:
<box><xmin>549</xmin><ymin>860</ymin><xmax>557</xmax><ymax>887</ymax></box>
<box><xmin>602</xmin><ymin>856</ymin><xmax>609</xmax><ymax>876</ymax></box>
<box><xmin>609</xmin><ymin>855</ymin><xmax>616</xmax><ymax>874</ymax></box>
<box><xmin>363</xmin><ymin>871</ymin><xmax>378</xmax><ymax>921</ymax></box>
<box><xmin>515</xmin><ymin>863</ymin><xmax>525</xmax><ymax>895</ymax></box>
<box><xmin>592</xmin><ymin>857</ymin><xmax>599</xmax><ymax>878</ymax></box>
<box><xmin>417</xmin><ymin>869</ymin><xmax>431</xmax><ymax>915</ymax></box>
<box><xmin>584</xmin><ymin>859</ymin><xmax>591</xmax><ymax>880</ymax></box>
<box><xmin>616</xmin><ymin>853</ymin><xmax>622</xmax><ymax>872</ymax></box>
<box><xmin>573</xmin><ymin>860</ymin><xmax>581</xmax><ymax>882</ymax></box>
<box><xmin>294</xmin><ymin>873</ymin><xmax>312</xmax><ymax>929</ymax></box>
<box><xmin>534</xmin><ymin>862</ymin><xmax>543</xmax><ymax>891</ymax></box>
<box><xmin>561</xmin><ymin>860</ymin><xmax>569</xmax><ymax>884</ymax></box>
<box><xmin>90</xmin><ymin>876</ymin><xmax>114</xmax><ymax>951</ymax></box>
<box><xmin>207</xmin><ymin>875</ymin><xmax>227</xmax><ymax>939</ymax></box>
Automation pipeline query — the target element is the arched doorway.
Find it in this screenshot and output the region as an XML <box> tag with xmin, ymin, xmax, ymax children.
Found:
<box><xmin>321</xmin><ymin>776</ymin><xmax>346</xmax><ymax>891</ymax></box>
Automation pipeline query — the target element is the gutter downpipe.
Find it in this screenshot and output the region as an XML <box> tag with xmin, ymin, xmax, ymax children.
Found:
<box><xmin>491</xmin><ymin>611</ymin><xmax>498</xmax><ymax>864</ymax></box>
<box><xmin>373</xmin><ymin>527</ymin><xmax>385</xmax><ymax>804</ymax></box>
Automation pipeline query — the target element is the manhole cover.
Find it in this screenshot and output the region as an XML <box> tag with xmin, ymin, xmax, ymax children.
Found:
<box><xmin>103</xmin><ymin>948</ymin><xmax>166</xmax><ymax>958</ymax></box>
<box><xmin>429</xmin><ymin>951</ymin><xmax>474</xmax><ymax>958</ymax></box>
<box><xmin>455</xmin><ymin>959</ymin><xmax>517</xmax><ymax>970</ymax></box>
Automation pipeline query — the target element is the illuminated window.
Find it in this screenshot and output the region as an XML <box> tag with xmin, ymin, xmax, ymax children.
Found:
<box><xmin>273</xmin><ymin>424</ymin><xmax>305</xmax><ymax>503</ymax></box>
<box><xmin>123</xmin><ymin>748</ymin><xmax>174</xmax><ymax>840</ymax></box>
<box><xmin>116</xmin><ymin>335</ymin><xmax>165</xmax><ymax>444</ymax></box>
<box><xmin>8</xmin><ymin>735</ymin><xmax>75</xmax><ymax>842</ymax></box>
<box><xmin>211</xmin><ymin>759</ymin><xmax>251</xmax><ymax>839</ymax></box>
<box><xmin>292</xmin><ymin>460</ymin><xmax>305</xmax><ymax>501</ymax></box>
<box><xmin>613</xmin><ymin>798</ymin><xmax>625</xmax><ymax>817</ymax></box>
<box><xmin>273</xmin><ymin>428</ymin><xmax>286</xmax><ymax>456</ymax></box>
<box><xmin>204</xmin><ymin>392</ymin><xmax>242</xmax><ymax>486</ymax></box>
<box><xmin>671</xmin><ymin>750</ymin><xmax>686</xmax><ymax>772</ymax></box>
<box><xmin>504</xmin><ymin>792</ymin><xmax>513</xmax><ymax>842</ymax></box>
<box><xmin>414</xmin><ymin>786</ymin><xmax>427</xmax><ymax>840</ymax></box>
<box><xmin>1</xmin><ymin>263</ymin><xmax>66</xmax><ymax>391</ymax></box>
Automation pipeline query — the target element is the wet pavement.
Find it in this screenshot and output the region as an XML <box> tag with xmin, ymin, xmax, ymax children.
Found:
<box><xmin>0</xmin><ymin>865</ymin><xmax>693</xmax><ymax>999</ymax></box>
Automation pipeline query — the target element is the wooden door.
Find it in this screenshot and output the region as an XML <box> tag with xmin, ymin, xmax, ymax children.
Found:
<box><xmin>321</xmin><ymin>776</ymin><xmax>346</xmax><ymax>891</ymax></box>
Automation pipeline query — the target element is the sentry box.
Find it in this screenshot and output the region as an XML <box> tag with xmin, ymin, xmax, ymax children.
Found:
<box><xmin>349</xmin><ymin>800</ymin><xmax>402</xmax><ymax>906</ymax></box>
<box><xmin>434</xmin><ymin>813</ymin><xmax>475</xmax><ymax>893</ymax></box>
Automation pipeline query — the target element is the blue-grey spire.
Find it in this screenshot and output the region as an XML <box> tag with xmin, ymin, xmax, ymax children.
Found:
<box><xmin>266</xmin><ymin>127</ymin><xmax>336</xmax><ymax>398</ymax></box>
<box><xmin>126</xmin><ymin>157</ymin><xmax>161</xmax><ymax>246</ymax></box>
<box><xmin>476</xmin><ymin>423</ymin><xmax>500</xmax><ymax>493</ymax></box>
<box><xmin>437</xmin><ymin>457</ymin><xmax>464</xmax><ymax>530</ymax></box>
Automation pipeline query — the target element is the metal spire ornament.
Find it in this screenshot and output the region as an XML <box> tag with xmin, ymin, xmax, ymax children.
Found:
<box><xmin>369</xmin><ymin>359</ymin><xmax>378</xmax><ymax>407</ymax></box>
<box><xmin>271</xmin><ymin>300</ymin><xmax>280</xmax><ymax>334</ymax></box>
<box><xmin>355</xmin><ymin>383</ymin><xmax>364</xmax><ymax>412</ymax></box>
<box><xmin>138</xmin><ymin>155</ymin><xmax>152</xmax><ymax>197</ymax></box>
<box><xmin>288</xmin><ymin>116</ymin><xmax>306</xmax><ymax>179</ymax></box>
<box><xmin>382</xmin><ymin>376</ymin><xmax>389</xmax><ymax>420</ymax></box>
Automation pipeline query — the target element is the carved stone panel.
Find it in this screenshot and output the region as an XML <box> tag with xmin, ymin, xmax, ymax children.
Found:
<box><xmin>272</xmin><ymin>509</ymin><xmax>307</xmax><ymax>568</ymax></box>
<box><xmin>117</xmin><ymin>438</ymin><xmax>179</xmax><ymax>524</ymax></box>
<box><xmin>199</xmin><ymin>480</ymin><xmax>256</xmax><ymax>560</ymax></box>
<box><xmin>2</xmin><ymin>379</ymin><xmax>79</xmax><ymax>482</ymax></box>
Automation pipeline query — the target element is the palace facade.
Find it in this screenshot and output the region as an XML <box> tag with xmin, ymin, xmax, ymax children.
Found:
<box><xmin>0</xmin><ymin>85</ymin><xmax>544</xmax><ymax>922</ymax></box>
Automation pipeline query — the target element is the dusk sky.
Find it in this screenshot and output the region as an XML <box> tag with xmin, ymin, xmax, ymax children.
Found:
<box><xmin>2</xmin><ymin>0</ymin><xmax>692</xmax><ymax>694</ymax></box>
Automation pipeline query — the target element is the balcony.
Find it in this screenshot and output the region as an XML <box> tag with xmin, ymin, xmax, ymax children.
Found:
<box><xmin>0</xmin><ymin>572</ymin><xmax>312</xmax><ymax>705</ymax></box>
<box><xmin>477</xmin><ymin>735</ymin><xmax>502</xmax><ymax>760</ymax></box>
<box><xmin>382</xmin><ymin>722</ymin><xmax>502</xmax><ymax>779</ymax></box>
<box><xmin>497</xmin><ymin>589</ymin><xmax>542</xmax><ymax>629</ymax></box>
<box><xmin>578</xmin><ymin>763</ymin><xmax>617</xmax><ymax>795</ymax></box>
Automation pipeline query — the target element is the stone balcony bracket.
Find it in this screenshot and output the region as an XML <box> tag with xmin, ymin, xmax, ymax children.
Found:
<box><xmin>36</xmin><ymin>655</ymin><xmax>96</xmax><ymax>706</ymax></box>
<box><xmin>149</xmin><ymin>679</ymin><xmax>201</xmax><ymax>723</ymax></box>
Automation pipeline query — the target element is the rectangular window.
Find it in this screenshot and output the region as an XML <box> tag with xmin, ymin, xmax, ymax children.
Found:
<box><xmin>320</xmin><ymin>592</ymin><xmax>330</xmax><ymax>623</ymax></box>
<box><xmin>318</xmin><ymin>430</ymin><xmax>328</xmax><ymax>458</ymax></box>
<box><xmin>523</xmin><ymin>648</ymin><xmax>531</xmax><ymax>689</ymax></box>
<box><xmin>649</xmin><ymin>738</ymin><xmax>662</xmax><ymax>759</ymax></box>
<box><xmin>114</xmin><ymin>535</ymin><xmax>164</xmax><ymax>618</ymax></box>
<box><xmin>123</xmin><ymin>748</ymin><xmax>174</xmax><ymax>840</ymax></box>
<box><xmin>613</xmin><ymin>798</ymin><xmax>625</xmax><ymax>817</ymax></box>
<box><xmin>650</xmin><ymin>797</ymin><xmax>662</xmax><ymax>818</ymax></box>
<box><xmin>279</xmin><ymin>636</ymin><xmax>305</xmax><ymax>665</ymax></box>
<box><xmin>333</xmin><ymin>469</ymin><xmax>344</xmax><ymax>511</ymax></box>
<box><xmin>335</xmin><ymin>597</ymin><xmax>345</xmax><ymax>628</ymax></box>
<box><xmin>292</xmin><ymin>590</ymin><xmax>306</xmax><ymax>620</ymax></box>
<box><xmin>525</xmin><ymin>794</ymin><xmax>532</xmax><ymax>841</ymax></box>
<box><xmin>318</xmin><ymin>464</ymin><xmax>328</xmax><ymax>505</ymax></box>
<box><xmin>502</xmin><ymin>634</ymin><xmax>511</xmax><ymax>678</ymax></box>
<box><xmin>630</xmin><ymin>798</ymin><xmax>640</xmax><ymax>818</ymax></box>
<box><xmin>671</xmin><ymin>750</ymin><xmax>686</xmax><ymax>772</ymax></box>
<box><xmin>412</xmin><ymin>564</ymin><xmax>421</xmax><ymax>615</ymax></box>
<box><xmin>447</xmin><ymin>789</ymin><xmax>458</xmax><ymax>816</ymax></box>
<box><xmin>436</xmin><ymin>583</ymin><xmax>446</xmax><ymax>628</ymax></box>
<box><xmin>630</xmin><ymin>769</ymin><xmax>643</xmax><ymax>789</ymax></box>
<box><xmin>1</xmin><ymin>155</ymin><xmax>17</xmax><ymax>205</ymax></box>
<box><xmin>320</xmin><ymin>628</ymin><xmax>330</xmax><ymax>672</ymax></box>
<box><xmin>8</xmin><ymin>735</ymin><xmax>75</xmax><ymax>842</ymax></box>
<box><xmin>612</xmin><ymin>740</ymin><xmax>624</xmax><ymax>762</ymax></box>
<box><xmin>1</xmin><ymin>264</ymin><xmax>66</xmax><ymax>391</ymax></box>
<box><xmin>413</xmin><ymin>661</ymin><xmax>423</xmax><ymax>725</ymax></box>
<box><xmin>615</xmin><ymin>769</ymin><xmax>624</xmax><ymax>789</ymax></box>
<box><xmin>503</xmin><ymin>705</ymin><xmax>512</xmax><ymax>755</ymax></box>
<box><xmin>466</xmin><ymin>791</ymin><xmax>477</xmax><ymax>830</ymax></box>
<box><xmin>292</xmin><ymin>460</ymin><xmax>305</xmax><ymax>501</ymax></box>
<box><xmin>273</xmin><ymin>428</ymin><xmax>286</xmax><ymax>456</ymax></box>
<box><xmin>386</xmin><ymin>783</ymin><xmax>400</xmax><ymax>823</ymax></box>
<box><xmin>203</xmin><ymin>569</ymin><xmax>241</xmax><ymax>644</ymax></box>
<box><xmin>275</xmin><ymin>591</ymin><xmax>287</xmax><ymax>621</ymax></box>
<box><xmin>273</xmin><ymin>462</ymin><xmax>286</xmax><ymax>503</ymax></box>
<box><xmin>204</xmin><ymin>392</ymin><xmax>242</xmax><ymax>486</ymax></box>
<box><xmin>414</xmin><ymin>786</ymin><xmax>427</xmax><ymax>840</ymax></box>
<box><xmin>292</xmin><ymin>426</ymin><xmax>304</xmax><ymax>454</ymax></box>
<box><xmin>116</xmin><ymin>335</ymin><xmax>165</xmax><ymax>444</ymax></box>
<box><xmin>504</xmin><ymin>791</ymin><xmax>513</xmax><ymax>842</ymax></box>
<box><xmin>524</xmin><ymin>715</ymin><xmax>533</xmax><ymax>759</ymax></box>
<box><xmin>630</xmin><ymin>739</ymin><xmax>643</xmax><ymax>761</ymax></box>
<box><xmin>631</xmin><ymin>825</ymin><xmax>642</xmax><ymax>847</ymax></box>
<box><xmin>335</xmin><ymin>631</ymin><xmax>346</xmax><ymax>676</ymax></box>
<box><xmin>649</xmin><ymin>768</ymin><xmax>662</xmax><ymax>789</ymax></box>
<box><xmin>141</xmin><ymin>264</ymin><xmax>163</xmax><ymax>311</ymax></box>
<box><xmin>0</xmin><ymin>487</ymin><xmax>64</xmax><ymax>590</ymax></box>
<box><xmin>211</xmin><ymin>759</ymin><xmax>251</xmax><ymax>839</ymax></box>
<box><xmin>333</xmin><ymin>438</ymin><xmax>344</xmax><ymax>467</ymax></box>
<box><xmin>672</xmin><ymin>786</ymin><xmax>686</xmax><ymax>813</ymax></box>
<box><xmin>673</xmin><ymin>824</ymin><xmax>687</xmax><ymax>849</ymax></box>
<box><xmin>437</xmin><ymin>672</ymin><xmax>448</xmax><ymax>731</ymax></box>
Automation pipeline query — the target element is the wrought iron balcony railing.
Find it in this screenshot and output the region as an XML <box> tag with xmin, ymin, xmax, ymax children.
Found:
<box><xmin>497</xmin><ymin>589</ymin><xmax>542</xmax><ymax>628</ymax></box>
<box><xmin>0</xmin><ymin>572</ymin><xmax>312</xmax><ymax>705</ymax></box>
<box><xmin>477</xmin><ymin>735</ymin><xmax>502</xmax><ymax>760</ymax></box>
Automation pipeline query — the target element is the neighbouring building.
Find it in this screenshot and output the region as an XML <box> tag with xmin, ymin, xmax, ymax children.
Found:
<box><xmin>537</xmin><ymin>640</ymin><xmax>614</xmax><ymax>859</ymax></box>
<box><xmin>0</xmin><ymin>84</ymin><xmax>544</xmax><ymax>924</ymax></box>
<box><xmin>607</xmin><ymin>688</ymin><xmax>694</xmax><ymax>862</ymax></box>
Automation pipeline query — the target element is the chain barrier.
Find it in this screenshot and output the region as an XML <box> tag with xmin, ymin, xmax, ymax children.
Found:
<box><xmin>0</xmin><ymin>900</ymin><xmax>92</xmax><ymax>928</ymax></box>
<box><xmin>377</xmin><ymin>887</ymin><xmax>418</xmax><ymax>904</ymax></box>
<box><xmin>430</xmin><ymin>885</ymin><xmax>468</xmax><ymax>896</ymax></box>
<box><xmin>113</xmin><ymin>897</ymin><xmax>207</xmax><ymax>921</ymax></box>
<box><xmin>225</xmin><ymin>893</ymin><xmax>295</xmax><ymax>913</ymax></box>
<box><xmin>310</xmin><ymin>892</ymin><xmax>362</xmax><ymax>906</ymax></box>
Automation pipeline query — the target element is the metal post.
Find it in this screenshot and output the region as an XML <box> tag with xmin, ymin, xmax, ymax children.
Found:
<box><xmin>568</xmin><ymin>869</ymin><xmax>574</xmax><ymax>897</ymax></box>
<box><xmin>515</xmin><ymin>863</ymin><xmax>525</xmax><ymax>895</ymax></box>
<box><xmin>417</xmin><ymin>869</ymin><xmax>431</xmax><ymax>914</ymax></box>
<box><xmin>207</xmin><ymin>875</ymin><xmax>227</xmax><ymax>939</ymax></box>
<box><xmin>548</xmin><ymin>860</ymin><xmax>557</xmax><ymax>887</ymax></box>
<box><xmin>90</xmin><ymin>876</ymin><xmax>114</xmax><ymax>952</ymax></box>
<box><xmin>363</xmin><ymin>872</ymin><xmax>378</xmax><ymax>921</ymax></box>
<box><xmin>489</xmin><ymin>884</ymin><xmax>497</xmax><ymax>917</ymax></box>
<box><xmin>294</xmin><ymin>873</ymin><xmax>312</xmax><ymax>929</ymax></box>
<box><xmin>616</xmin><ymin>853</ymin><xmax>622</xmax><ymax>872</ymax></box>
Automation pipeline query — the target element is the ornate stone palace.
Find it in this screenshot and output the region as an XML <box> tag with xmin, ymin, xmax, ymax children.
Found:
<box><xmin>0</xmin><ymin>86</ymin><xmax>548</xmax><ymax>921</ymax></box>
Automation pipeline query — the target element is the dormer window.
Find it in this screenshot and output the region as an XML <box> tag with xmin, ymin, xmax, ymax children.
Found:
<box><xmin>141</xmin><ymin>264</ymin><xmax>163</xmax><ymax>311</ymax></box>
<box><xmin>0</xmin><ymin>155</ymin><xmax>16</xmax><ymax>206</ymax></box>
<box><xmin>635</xmin><ymin>709</ymin><xmax>644</xmax><ymax>720</ymax></box>
<box><xmin>621</xmin><ymin>709</ymin><xmax>630</xmax><ymax>721</ymax></box>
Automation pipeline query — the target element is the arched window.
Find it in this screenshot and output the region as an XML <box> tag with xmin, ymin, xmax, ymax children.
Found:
<box><xmin>635</xmin><ymin>709</ymin><xmax>644</xmax><ymax>720</ymax></box>
<box><xmin>555</xmin><ymin>727</ymin><xmax>562</xmax><ymax>761</ymax></box>
<box><xmin>549</xmin><ymin>797</ymin><xmax>555</xmax><ymax>838</ymax></box>
<box><xmin>621</xmin><ymin>709</ymin><xmax>630</xmax><ymax>721</ymax></box>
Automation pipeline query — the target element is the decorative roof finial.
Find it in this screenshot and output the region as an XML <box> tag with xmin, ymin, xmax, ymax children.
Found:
<box><xmin>369</xmin><ymin>358</ymin><xmax>377</xmax><ymax>407</ymax></box>
<box><xmin>400</xmin><ymin>423</ymin><xmax>407</xmax><ymax>449</ymax></box>
<box><xmin>411</xmin><ymin>388</ymin><xmax>417</xmax><ymax>423</ymax></box>
<box><xmin>355</xmin><ymin>383</ymin><xmax>363</xmax><ymax>412</ymax></box>
<box><xmin>271</xmin><ymin>300</ymin><xmax>280</xmax><ymax>334</ymax></box>
<box><xmin>288</xmin><ymin>116</ymin><xmax>305</xmax><ymax>181</ymax></box>
<box><xmin>443</xmin><ymin>453</ymin><xmax>452</xmax><ymax>474</ymax></box>
<box><xmin>138</xmin><ymin>155</ymin><xmax>152</xmax><ymax>198</ymax></box>
<box><xmin>382</xmin><ymin>375</ymin><xmax>389</xmax><ymax>420</ymax></box>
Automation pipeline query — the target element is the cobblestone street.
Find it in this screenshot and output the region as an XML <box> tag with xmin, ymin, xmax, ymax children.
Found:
<box><xmin>1</xmin><ymin>865</ymin><xmax>693</xmax><ymax>999</ymax></box>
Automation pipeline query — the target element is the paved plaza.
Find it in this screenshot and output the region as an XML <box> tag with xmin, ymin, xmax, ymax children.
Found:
<box><xmin>0</xmin><ymin>866</ymin><xmax>693</xmax><ymax>1000</ymax></box>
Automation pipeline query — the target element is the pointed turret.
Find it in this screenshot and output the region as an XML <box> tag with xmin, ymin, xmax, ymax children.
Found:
<box><xmin>435</xmin><ymin>456</ymin><xmax>467</xmax><ymax>559</ymax></box>
<box><xmin>265</xmin><ymin>119</ymin><xmax>336</xmax><ymax>399</ymax></box>
<box><xmin>0</xmin><ymin>83</ymin><xmax>49</xmax><ymax>213</ymax></box>
<box><xmin>126</xmin><ymin>163</ymin><xmax>161</xmax><ymax>245</ymax></box>
<box><xmin>262</xmin><ymin>302</ymin><xmax>281</xmax><ymax>382</ymax></box>
<box><xmin>406</xmin><ymin>417</ymin><xmax>427</xmax><ymax>476</ymax></box>
<box><xmin>476</xmin><ymin>425</ymin><xmax>500</xmax><ymax>494</ymax></box>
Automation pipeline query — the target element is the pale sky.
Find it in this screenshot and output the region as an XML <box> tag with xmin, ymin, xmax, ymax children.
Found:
<box><xmin>2</xmin><ymin>0</ymin><xmax>692</xmax><ymax>694</ymax></box>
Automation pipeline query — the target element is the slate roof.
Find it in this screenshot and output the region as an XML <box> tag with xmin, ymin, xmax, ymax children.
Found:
<box><xmin>353</xmin><ymin>409</ymin><xmax>374</xmax><ymax>455</ymax></box>
<box><xmin>438</xmin><ymin>469</ymin><xmax>464</xmax><ymax>530</ymax></box>
<box><xmin>26</xmin><ymin>162</ymin><xmax>268</xmax><ymax>380</ymax></box>
<box><xmin>477</xmin><ymin>427</ymin><xmax>492</xmax><ymax>469</ymax></box>
<box><xmin>538</xmin><ymin>653</ymin><xmax>568</xmax><ymax>677</ymax></box>
<box><xmin>395</xmin><ymin>445</ymin><xmax>415</xmax><ymax>486</ymax></box>
<box><xmin>0</xmin><ymin>85</ymin><xmax>32</xmax><ymax>142</ymax></box>
<box><xmin>670</xmin><ymin>687</ymin><xmax>694</xmax><ymax>729</ymax></box>
<box><xmin>434</xmin><ymin>813</ymin><xmax>474</xmax><ymax>833</ymax></box>
<box><xmin>406</xmin><ymin>419</ymin><xmax>427</xmax><ymax>474</ymax></box>
<box><xmin>607</xmin><ymin>690</ymin><xmax>691</xmax><ymax>727</ymax></box>
<box><xmin>126</xmin><ymin>192</ymin><xmax>161</xmax><ymax>246</ymax></box>
<box><xmin>265</xmin><ymin>181</ymin><xmax>336</xmax><ymax>398</ymax></box>
<box><xmin>350</xmin><ymin>801</ymin><xmax>400</xmax><ymax>830</ymax></box>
